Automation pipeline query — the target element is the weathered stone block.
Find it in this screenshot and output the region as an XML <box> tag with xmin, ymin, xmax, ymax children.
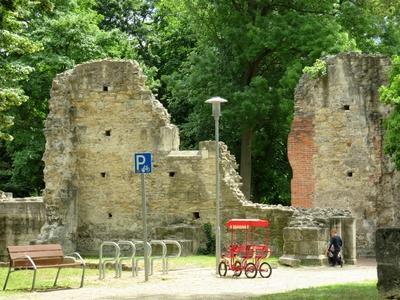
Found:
<box><xmin>283</xmin><ymin>227</ymin><xmax>303</xmax><ymax>241</ymax></box>
<box><xmin>376</xmin><ymin>228</ymin><xmax>400</xmax><ymax>299</ymax></box>
<box><xmin>278</xmin><ymin>255</ymin><xmax>301</xmax><ymax>267</ymax></box>
<box><xmin>0</xmin><ymin>198</ymin><xmax>45</xmax><ymax>260</ymax></box>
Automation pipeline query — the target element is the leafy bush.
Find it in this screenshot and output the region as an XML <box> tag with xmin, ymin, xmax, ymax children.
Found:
<box><xmin>197</xmin><ymin>222</ymin><xmax>215</xmax><ymax>255</ymax></box>
<box><xmin>303</xmin><ymin>59</ymin><xmax>327</xmax><ymax>79</ymax></box>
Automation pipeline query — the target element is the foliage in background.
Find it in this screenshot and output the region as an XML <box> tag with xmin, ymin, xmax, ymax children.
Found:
<box><xmin>380</xmin><ymin>55</ymin><xmax>400</xmax><ymax>169</ymax></box>
<box><xmin>303</xmin><ymin>59</ymin><xmax>328</xmax><ymax>79</ymax></box>
<box><xmin>165</xmin><ymin>0</ymin><xmax>360</xmax><ymax>204</ymax></box>
<box><xmin>197</xmin><ymin>222</ymin><xmax>215</xmax><ymax>255</ymax></box>
<box><xmin>1</xmin><ymin>0</ymin><xmax>400</xmax><ymax>204</ymax></box>
<box><xmin>0</xmin><ymin>0</ymin><xmax>51</xmax><ymax>141</ymax></box>
<box><xmin>0</xmin><ymin>0</ymin><xmax>138</xmax><ymax>196</ymax></box>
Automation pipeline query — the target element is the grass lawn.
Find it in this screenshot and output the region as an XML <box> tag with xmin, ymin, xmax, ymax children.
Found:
<box><xmin>251</xmin><ymin>281</ymin><xmax>378</xmax><ymax>300</ymax></box>
<box><xmin>0</xmin><ymin>255</ymin><xmax>220</xmax><ymax>296</ymax></box>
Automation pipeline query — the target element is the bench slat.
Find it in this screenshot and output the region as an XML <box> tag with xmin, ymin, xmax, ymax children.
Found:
<box><xmin>15</xmin><ymin>262</ymin><xmax>82</xmax><ymax>269</ymax></box>
<box><xmin>9</xmin><ymin>250</ymin><xmax>64</xmax><ymax>260</ymax></box>
<box><xmin>12</xmin><ymin>257</ymin><xmax>63</xmax><ymax>268</ymax></box>
<box><xmin>8</xmin><ymin>244</ymin><xmax>63</xmax><ymax>252</ymax></box>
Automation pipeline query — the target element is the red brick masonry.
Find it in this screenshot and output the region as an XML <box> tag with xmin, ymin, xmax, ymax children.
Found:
<box><xmin>288</xmin><ymin>116</ymin><xmax>316</xmax><ymax>208</ymax></box>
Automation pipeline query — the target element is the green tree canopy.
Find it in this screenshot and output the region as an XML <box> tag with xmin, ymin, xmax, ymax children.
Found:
<box><xmin>165</xmin><ymin>0</ymin><xmax>359</xmax><ymax>203</ymax></box>
<box><xmin>0</xmin><ymin>0</ymin><xmax>137</xmax><ymax>195</ymax></box>
<box><xmin>0</xmin><ymin>0</ymin><xmax>51</xmax><ymax>141</ymax></box>
<box><xmin>380</xmin><ymin>56</ymin><xmax>400</xmax><ymax>169</ymax></box>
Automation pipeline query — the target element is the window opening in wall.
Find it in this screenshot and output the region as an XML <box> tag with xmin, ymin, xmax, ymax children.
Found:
<box><xmin>193</xmin><ymin>212</ymin><xmax>200</xmax><ymax>219</ymax></box>
<box><xmin>108</xmin><ymin>213</ymin><xmax>112</xmax><ymax>218</ymax></box>
<box><xmin>169</xmin><ymin>172</ymin><xmax>176</xmax><ymax>177</ymax></box>
<box><xmin>103</xmin><ymin>85</ymin><xmax>108</xmax><ymax>92</ymax></box>
<box><xmin>347</xmin><ymin>171</ymin><xmax>353</xmax><ymax>177</ymax></box>
<box><xmin>105</xmin><ymin>130</ymin><xmax>111</xmax><ymax>136</ymax></box>
<box><xmin>101</xmin><ymin>172</ymin><xmax>106</xmax><ymax>178</ymax></box>
<box><xmin>343</xmin><ymin>105</ymin><xmax>350</xmax><ymax>111</ymax></box>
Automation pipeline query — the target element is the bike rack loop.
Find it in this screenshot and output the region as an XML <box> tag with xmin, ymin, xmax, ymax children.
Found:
<box><xmin>99</xmin><ymin>241</ymin><xmax>120</xmax><ymax>279</ymax></box>
<box><xmin>117</xmin><ymin>240</ymin><xmax>136</xmax><ymax>277</ymax></box>
<box><xmin>133</xmin><ymin>240</ymin><xmax>152</xmax><ymax>276</ymax></box>
<box><xmin>163</xmin><ymin>240</ymin><xmax>182</xmax><ymax>274</ymax></box>
<box><xmin>149</xmin><ymin>240</ymin><xmax>167</xmax><ymax>275</ymax></box>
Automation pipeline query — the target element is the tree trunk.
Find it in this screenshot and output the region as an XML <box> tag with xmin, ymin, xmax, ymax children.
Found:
<box><xmin>240</xmin><ymin>128</ymin><xmax>253</xmax><ymax>201</ymax></box>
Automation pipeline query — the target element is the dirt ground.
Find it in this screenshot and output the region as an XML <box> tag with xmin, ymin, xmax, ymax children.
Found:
<box><xmin>4</xmin><ymin>258</ymin><xmax>377</xmax><ymax>300</ymax></box>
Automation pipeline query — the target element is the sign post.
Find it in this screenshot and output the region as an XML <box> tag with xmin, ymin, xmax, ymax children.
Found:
<box><xmin>134</xmin><ymin>152</ymin><xmax>152</xmax><ymax>282</ymax></box>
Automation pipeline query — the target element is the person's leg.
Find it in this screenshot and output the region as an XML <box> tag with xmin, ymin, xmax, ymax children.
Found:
<box><xmin>328</xmin><ymin>252</ymin><xmax>334</xmax><ymax>266</ymax></box>
<box><xmin>332</xmin><ymin>250</ymin><xmax>339</xmax><ymax>266</ymax></box>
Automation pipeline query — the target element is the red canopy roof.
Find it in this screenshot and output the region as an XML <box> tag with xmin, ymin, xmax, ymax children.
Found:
<box><xmin>225</xmin><ymin>219</ymin><xmax>269</xmax><ymax>229</ymax></box>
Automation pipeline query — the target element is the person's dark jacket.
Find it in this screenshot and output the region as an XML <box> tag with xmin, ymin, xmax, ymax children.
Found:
<box><xmin>329</xmin><ymin>235</ymin><xmax>342</xmax><ymax>252</ymax></box>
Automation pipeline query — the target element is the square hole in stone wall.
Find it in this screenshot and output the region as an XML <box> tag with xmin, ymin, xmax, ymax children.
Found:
<box><xmin>101</xmin><ymin>172</ymin><xmax>106</xmax><ymax>178</ymax></box>
<box><xmin>347</xmin><ymin>171</ymin><xmax>353</xmax><ymax>177</ymax></box>
<box><xmin>103</xmin><ymin>85</ymin><xmax>108</xmax><ymax>92</ymax></box>
<box><xmin>343</xmin><ymin>105</ymin><xmax>350</xmax><ymax>111</ymax></box>
<box><xmin>169</xmin><ymin>172</ymin><xmax>176</xmax><ymax>177</ymax></box>
<box><xmin>108</xmin><ymin>213</ymin><xmax>113</xmax><ymax>218</ymax></box>
<box><xmin>105</xmin><ymin>130</ymin><xmax>111</xmax><ymax>136</ymax></box>
<box><xmin>193</xmin><ymin>212</ymin><xmax>200</xmax><ymax>220</ymax></box>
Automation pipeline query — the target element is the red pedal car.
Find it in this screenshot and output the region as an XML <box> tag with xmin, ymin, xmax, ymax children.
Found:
<box><xmin>218</xmin><ymin>219</ymin><xmax>272</xmax><ymax>278</ymax></box>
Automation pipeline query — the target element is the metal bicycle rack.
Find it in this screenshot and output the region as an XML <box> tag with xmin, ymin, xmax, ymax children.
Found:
<box><xmin>117</xmin><ymin>240</ymin><xmax>136</xmax><ymax>277</ymax></box>
<box><xmin>133</xmin><ymin>240</ymin><xmax>152</xmax><ymax>276</ymax></box>
<box><xmin>163</xmin><ymin>240</ymin><xmax>182</xmax><ymax>274</ymax></box>
<box><xmin>150</xmin><ymin>240</ymin><xmax>167</xmax><ymax>275</ymax></box>
<box><xmin>99</xmin><ymin>241</ymin><xmax>120</xmax><ymax>279</ymax></box>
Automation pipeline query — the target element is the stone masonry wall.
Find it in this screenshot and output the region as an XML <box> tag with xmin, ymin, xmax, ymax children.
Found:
<box><xmin>289</xmin><ymin>53</ymin><xmax>400</xmax><ymax>255</ymax></box>
<box><xmin>38</xmin><ymin>60</ymin><xmax>296</xmax><ymax>256</ymax></box>
<box><xmin>0</xmin><ymin>192</ymin><xmax>45</xmax><ymax>259</ymax></box>
<box><xmin>376</xmin><ymin>227</ymin><xmax>400</xmax><ymax>299</ymax></box>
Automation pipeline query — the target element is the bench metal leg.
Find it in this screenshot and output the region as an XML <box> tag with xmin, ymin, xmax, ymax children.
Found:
<box><xmin>2</xmin><ymin>265</ymin><xmax>11</xmax><ymax>291</ymax></box>
<box><xmin>53</xmin><ymin>267</ymin><xmax>62</xmax><ymax>287</ymax></box>
<box><xmin>132</xmin><ymin>258</ymin><xmax>136</xmax><ymax>277</ymax></box>
<box><xmin>80</xmin><ymin>265</ymin><xmax>85</xmax><ymax>288</ymax></box>
<box><xmin>31</xmin><ymin>269</ymin><xmax>37</xmax><ymax>292</ymax></box>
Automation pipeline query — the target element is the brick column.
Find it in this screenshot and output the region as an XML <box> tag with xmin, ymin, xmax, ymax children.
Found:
<box><xmin>288</xmin><ymin>116</ymin><xmax>316</xmax><ymax>208</ymax></box>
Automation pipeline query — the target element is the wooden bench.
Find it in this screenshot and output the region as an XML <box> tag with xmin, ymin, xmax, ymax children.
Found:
<box><xmin>2</xmin><ymin>244</ymin><xmax>85</xmax><ymax>292</ymax></box>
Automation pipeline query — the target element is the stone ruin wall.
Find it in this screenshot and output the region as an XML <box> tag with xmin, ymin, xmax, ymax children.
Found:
<box><xmin>0</xmin><ymin>58</ymin><xmax>363</xmax><ymax>262</ymax></box>
<box><xmin>0</xmin><ymin>59</ymin><xmax>358</xmax><ymax>263</ymax></box>
<box><xmin>0</xmin><ymin>191</ymin><xmax>45</xmax><ymax>259</ymax></box>
<box><xmin>35</xmin><ymin>59</ymin><xmax>300</xmax><ymax>256</ymax></box>
<box><xmin>288</xmin><ymin>53</ymin><xmax>400</xmax><ymax>256</ymax></box>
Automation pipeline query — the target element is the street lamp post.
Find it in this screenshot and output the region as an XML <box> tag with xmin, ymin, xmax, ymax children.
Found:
<box><xmin>205</xmin><ymin>96</ymin><xmax>228</xmax><ymax>275</ymax></box>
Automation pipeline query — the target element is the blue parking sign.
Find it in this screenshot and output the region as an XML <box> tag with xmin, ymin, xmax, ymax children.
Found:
<box><xmin>134</xmin><ymin>152</ymin><xmax>152</xmax><ymax>174</ymax></box>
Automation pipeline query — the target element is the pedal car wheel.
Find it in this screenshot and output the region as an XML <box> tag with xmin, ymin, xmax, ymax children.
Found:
<box><xmin>218</xmin><ymin>261</ymin><xmax>227</xmax><ymax>277</ymax></box>
<box><xmin>233</xmin><ymin>261</ymin><xmax>242</xmax><ymax>277</ymax></box>
<box><xmin>245</xmin><ymin>262</ymin><xmax>257</xmax><ymax>278</ymax></box>
<box><xmin>259</xmin><ymin>262</ymin><xmax>272</xmax><ymax>278</ymax></box>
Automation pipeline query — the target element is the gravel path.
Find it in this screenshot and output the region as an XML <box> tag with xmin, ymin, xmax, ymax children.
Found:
<box><xmin>5</xmin><ymin>259</ymin><xmax>377</xmax><ymax>300</ymax></box>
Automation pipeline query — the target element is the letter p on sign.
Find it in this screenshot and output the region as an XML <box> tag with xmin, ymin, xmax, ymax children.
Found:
<box><xmin>134</xmin><ymin>152</ymin><xmax>152</xmax><ymax>174</ymax></box>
